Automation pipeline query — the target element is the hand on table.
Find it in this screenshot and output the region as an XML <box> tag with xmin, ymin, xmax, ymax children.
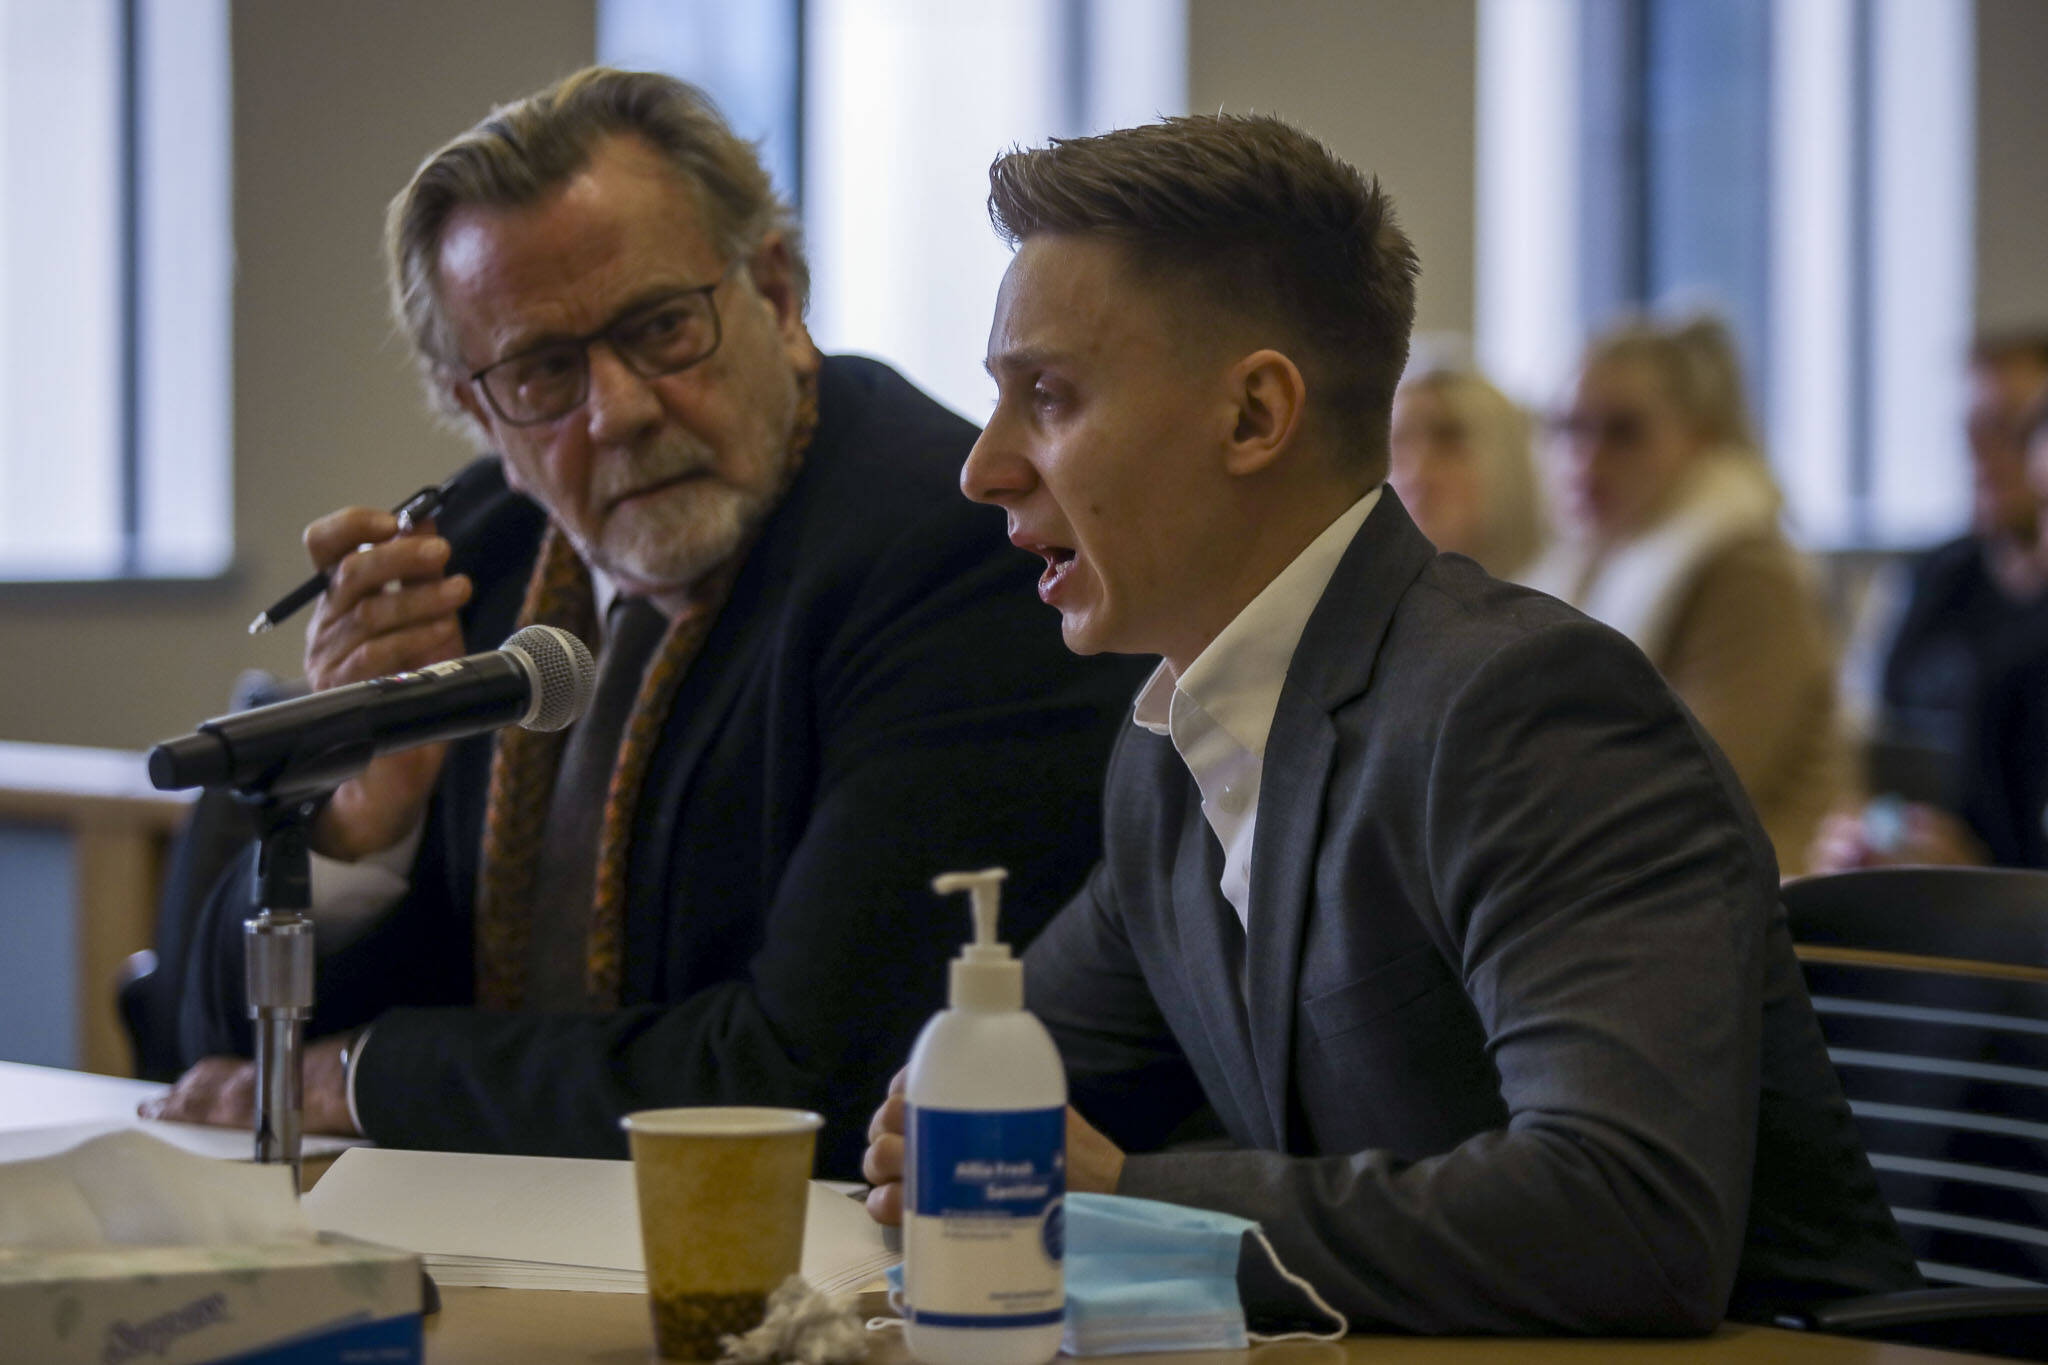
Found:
<box><xmin>301</xmin><ymin>504</ymin><xmax>472</xmax><ymax>862</ymax></box>
<box><xmin>1807</xmin><ymin>800</ymin><xmax>1990</xmax><ymax>874</ymax></box>
<box><xmin>861</xmin><ymin>1066</ymin><xmax>1124</xmax><ymax>1226</ymax></box>
<box><xmin>140</xmin><ymin>1035</ymin><xmax>361</xmax><ymax>1136</ymax></box>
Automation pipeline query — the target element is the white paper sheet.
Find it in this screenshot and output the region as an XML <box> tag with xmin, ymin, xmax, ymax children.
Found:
<box><xmin>0</xmin><ymin>1061</ymin><xmax>366</xmax><ymax>1165</ymax></box>
<box><xmin>302</xmin><ymin>1147</ymin><xmax>899</xmax><ymax>1295</ymax></box>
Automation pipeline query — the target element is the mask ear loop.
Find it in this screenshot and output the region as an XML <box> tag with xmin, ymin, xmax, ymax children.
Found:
<box><xmin>866</xmin><ymin>1287</ymin><xmax>908</xmax><ymax>1333</ymax></box>
<box><xmin>1243</xmin><ymin>1228</ymin><xmax>1350</xmax><ymax>1343</ymax></box>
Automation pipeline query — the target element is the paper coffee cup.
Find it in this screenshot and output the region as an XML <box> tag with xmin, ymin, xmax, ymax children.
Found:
<box><xmin>621</xmin><ymin>1106</ymin><xmax>824</xmax><ymax>1361</ymax></box>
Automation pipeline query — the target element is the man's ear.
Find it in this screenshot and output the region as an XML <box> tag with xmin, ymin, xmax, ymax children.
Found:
<box><xmin>746</xmin><ymin>232</ymin><xmax>815</xmax><ymax>367</ymax></box>
<box><xmin>1224</xmin><ymin>349</ymin><xmax>1307</xmax><ymax>477</ymax></box>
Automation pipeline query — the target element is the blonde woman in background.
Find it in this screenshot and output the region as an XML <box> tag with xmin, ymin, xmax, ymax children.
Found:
<box><xmin>1524</xmin><ymin>316</ymin><xmax>1850</xmax><ymax>875</ymax></box>
<box><xmin>1389</xmin><ymin>364</ymin><xmax>1545</xmax><ymax>577</ymax></box>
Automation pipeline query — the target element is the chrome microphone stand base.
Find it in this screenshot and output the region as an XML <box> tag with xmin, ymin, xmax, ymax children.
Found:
<box><xmin>244</xmin><ymin>795</ymin><xmax>321</xmax><ymax>1192</ymax></box>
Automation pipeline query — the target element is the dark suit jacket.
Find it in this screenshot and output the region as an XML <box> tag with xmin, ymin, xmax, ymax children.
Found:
<box><xmin>1027</xmin><ymin>491</ymin><xmax>1919</xmax><ymax>1333</ymax></box>
<box><xmin>183</xmin><ymin>356</ymin><xmax>1152</xmax><ymax>1176</ymax></box>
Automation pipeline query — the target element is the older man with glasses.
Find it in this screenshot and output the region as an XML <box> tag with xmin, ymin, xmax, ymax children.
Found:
<box><xmin>146</xmin><ymin>68</ymin><xmax>1149</xmax><ymax>1172</ymax></box>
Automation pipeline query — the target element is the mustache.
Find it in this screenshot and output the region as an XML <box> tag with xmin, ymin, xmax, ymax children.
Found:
<box><xmin>593</xmin><ymin>437</ymin><xmax>721</xmax><ymax>507</ymax></box>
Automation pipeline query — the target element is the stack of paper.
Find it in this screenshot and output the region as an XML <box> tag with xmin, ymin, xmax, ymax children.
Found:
<box><xmin>302</xmin><ymin>1147</ymin><xmax>899</xmax><ymax>1296</ymax></box>
<box><xmin>0</xmin><ymin>1118</ymin><xmax>364</xmax><ymax>1166</ymax></box>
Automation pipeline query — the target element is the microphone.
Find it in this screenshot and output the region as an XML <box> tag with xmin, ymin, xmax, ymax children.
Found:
<box><xmin>148</xmin><ymin>624</ymin><xmax>597</xmax><ymax>794</ymax></box>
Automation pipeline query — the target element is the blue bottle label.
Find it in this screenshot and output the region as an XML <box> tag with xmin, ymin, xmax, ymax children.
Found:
<box><xmin>904</xmin><ymin>1105</ymin><xmax>1065</xmax><ymax>1327</ymax></box>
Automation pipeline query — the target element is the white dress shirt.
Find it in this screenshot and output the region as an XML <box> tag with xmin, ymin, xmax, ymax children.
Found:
<box><xmin>1132</xmin><ymin>487</ymin><xmax>1380</xmax><ymax>931</ymax></box>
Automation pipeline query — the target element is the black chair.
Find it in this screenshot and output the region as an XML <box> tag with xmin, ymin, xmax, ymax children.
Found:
<box><xmin>119</xmin><ymin>670</ymin><xmax>300</xmax><ymax>1080</ymax></box>
<box><xmin>1776</xmin><ymin>866</ymin><xmax>2048</xmax><ymax>1359</ymax></box>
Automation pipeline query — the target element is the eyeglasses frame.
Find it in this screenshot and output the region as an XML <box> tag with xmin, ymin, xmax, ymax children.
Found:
<box><xmin>465</xmin><ymin>264</ymin><xmax>736</xmax><ymax>427</ymax></box>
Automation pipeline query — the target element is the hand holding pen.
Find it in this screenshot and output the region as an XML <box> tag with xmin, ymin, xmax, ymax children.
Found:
<box><xmin>248</xmin><ymin>483</ymin><xmax>453</xmax><ymax>634</ymax></box>
<box><xmin>272</xmin><ymin>483</ymin><xmax>475</xmax><ymax>860</ymax></box>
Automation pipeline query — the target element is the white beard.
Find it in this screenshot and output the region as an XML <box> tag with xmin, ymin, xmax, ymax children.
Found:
<box><xmin>574</xmin><ymin>427</ymin><xmax>796</xmax><ymax>594</ymax></box>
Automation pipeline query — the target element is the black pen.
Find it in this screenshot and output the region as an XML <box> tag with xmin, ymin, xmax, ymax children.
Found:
<box><xmin>246</xmin><ymin>483</ymin><xmax>450</xmax><ymax>635</ymax></box>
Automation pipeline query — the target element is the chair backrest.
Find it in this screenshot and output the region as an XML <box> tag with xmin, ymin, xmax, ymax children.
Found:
<box><xmin>122</xmin><ymin>671</ymin><xmax>305</xmax><ymax>1080</ymax></box>
<box><xmin>1783</xmin><ymin>867</ymin><xmax>2048</xmax><ymax>1291</ymax></box>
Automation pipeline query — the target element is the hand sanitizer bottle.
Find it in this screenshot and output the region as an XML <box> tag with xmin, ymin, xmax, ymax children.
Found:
<box><xmin>902</xmin><ymin>868</ymin><xmax>1066</xmax><ymax>1365</ymax></box>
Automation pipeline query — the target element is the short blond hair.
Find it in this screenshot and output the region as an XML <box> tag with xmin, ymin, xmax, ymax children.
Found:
<box><xmin>1581</xmin><ymin>313</ymin><xmax>1757</xmax><ymax>451</ymax></box>
<box><xmin>1397</xmin><ymin>365</ymin><xmax>1544</xmax><ymax>576</ymax></box>
<box><xmin>385</xmin><ymin>67</ymin><xmax>803</xmax><ymax>419</ymax></box>
<box><xmin>988</xmin><ymin>114</ymin><xmax>1418</xmax><ymax>473</ymax></box>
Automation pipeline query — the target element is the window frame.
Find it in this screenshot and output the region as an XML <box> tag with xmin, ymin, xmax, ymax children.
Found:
<box><xmin>0</xmin><ymin>0</ymin><xmax>233</xmax><ymax>590</ymax></box>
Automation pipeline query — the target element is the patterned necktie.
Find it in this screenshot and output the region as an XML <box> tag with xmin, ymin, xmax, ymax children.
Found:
<box><xmin>522</xmin><ymin>595</ymin><xmax>669</xmax><ymax>1011</ymax></box>
<box><xmin>471</xmin><ymin>366</ymin><xmax>820</xmax><ymax>1011</ymax></box>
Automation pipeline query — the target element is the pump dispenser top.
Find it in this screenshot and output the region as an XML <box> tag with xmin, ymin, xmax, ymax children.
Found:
<box><xmin>934</xmin><ymin>868</ymin><xmax>1020</xmax><ymax>1012</ymax></box>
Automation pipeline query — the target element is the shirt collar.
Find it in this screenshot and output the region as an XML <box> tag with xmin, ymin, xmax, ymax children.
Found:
<box><xmin>1133</xmin><ymin>485</ymin><xmax>1381</xmax><ymax>751</ymax></box>
<box><xmin>590</xmin><ymin>567</ymin><xmax>620</xmax><ymax>621</ymax></box>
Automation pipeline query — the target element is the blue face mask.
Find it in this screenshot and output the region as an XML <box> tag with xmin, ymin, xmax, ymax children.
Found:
<box><xmin>1059</xmin><ymin>1192</ymin><xmax>1346</xmax><ymax>1355</ymax></box>
<box><xmin>884</xmin><ymin>1192</ymin><xmax>1346</xmax><ymax>1356</ymax></box>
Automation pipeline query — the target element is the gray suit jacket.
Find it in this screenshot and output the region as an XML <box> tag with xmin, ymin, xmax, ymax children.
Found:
<box><xmin>1025</xmin><ymin>492</ymin><xmax>1919</xmax><ymax>1334</ymax></box>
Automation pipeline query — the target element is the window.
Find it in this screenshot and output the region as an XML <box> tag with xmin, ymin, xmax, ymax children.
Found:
<box><xmin>600</xmin><ymin>0</ymin><xmax>1186</xmax><ymax>425</ymax></box>
<box><xmin>0</xmin><ymin>0</ymin><xmax>230</xmax><ymax>581</ymax></box>
<box><xmin>1478</xmin><ymin>0</ymin><xmax>1975</xmax><ymax>547</ymax></box>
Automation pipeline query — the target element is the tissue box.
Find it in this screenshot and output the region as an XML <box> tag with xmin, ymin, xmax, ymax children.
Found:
<box><xmin>0</xmin><ymin>1232</ymin><xmax>421</xmax><ymax>1365</ymax></box>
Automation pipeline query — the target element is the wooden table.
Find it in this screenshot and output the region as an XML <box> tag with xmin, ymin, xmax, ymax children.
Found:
<box><xmin>0</xmin><ymin>740</ymin><xmax>194</xmax><ymax>1076</ymax></box>
<box><xmin>0</xmin><ymin>1064</ymin><xmax>2004</xmax><ymax>1365</ymax></box>
<box><xmin>423</xmin><ymin>1287</ymin><xmax>1994</xmax><ymax>1364</ymax></box>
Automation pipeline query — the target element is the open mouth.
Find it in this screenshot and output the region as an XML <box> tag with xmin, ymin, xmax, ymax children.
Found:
<box><xmin>1036</xmin><ymin>546</ymin><xmax>1077</xmax><ymax>602</ymax></box>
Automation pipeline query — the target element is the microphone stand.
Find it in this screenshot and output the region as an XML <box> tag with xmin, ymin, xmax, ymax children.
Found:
<box><xmin>201</xmin><ymin>726</ymin><xmax>374</xmax><ymax>1194</ymax></box>
<box><xmin>240</xmin><ymin>789</ymin><xmax>323</xmax><ymax>1192</ymax></box>
<box><xmin>148</xmin><ymin>624</ymin><xmax>597</xmax><ymax>1193</ymax></box>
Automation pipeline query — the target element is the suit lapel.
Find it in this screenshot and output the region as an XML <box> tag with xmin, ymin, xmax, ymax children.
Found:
<box><xmin>1243</xmin><ymin>490</ymin><xmax>1438</xmax><ymax>1151</ymax></box>
<box><xmin>622</xmin><ymin>606</ymin><xmax>761</xmax><ymax>1003</ymax></box>
<box><xmin>1243</xmin><ymin>694</ymin><xmax>1336</xmax><ymax>1150</ymax></box>
<box><xmin>620</xmin><ymin>411</ymin><xmax>842</xmax><ymax>1004</ymax></box>
<box><xmin>1167</xmin><ymin>795</ymin><xmax>1275</xmax><ymax>1149</ymax></box>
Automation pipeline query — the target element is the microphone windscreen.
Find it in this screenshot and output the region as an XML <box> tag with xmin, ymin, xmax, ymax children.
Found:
<box><xmin>506</xmin><ymin>624</ymin><xmax>595</xmax><ymax>731</ymax></box>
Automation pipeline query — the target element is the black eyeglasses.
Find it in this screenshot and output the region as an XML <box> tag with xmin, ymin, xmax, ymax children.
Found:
<box><xmin>467</xmin><ymin>268</ymin><xmax>732</xmax><ymax>426</ymax></box>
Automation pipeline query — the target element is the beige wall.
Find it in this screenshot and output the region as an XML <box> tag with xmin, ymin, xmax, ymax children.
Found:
<box><xmin>0</xmin><ymin>0</ymin><xmax>594</xmax><ymax>750</ymax></box>
<box><xmin>4</xmin><ymin>0</ymin><xmax>2044</xmax><ymax>750</ymax></box>
<box><xmin>1188</xmin><ymin>0</ymin><xmax>1478</xmax><ymax>340</ymax></box>
<box><xmin>1975</xmin><ymin>0</ymin><xmax>2048</xmax><ymax>332</ymax></box>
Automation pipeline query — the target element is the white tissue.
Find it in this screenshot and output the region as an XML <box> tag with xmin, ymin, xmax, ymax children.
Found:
<box><xmin>0</xmin><ymin>1129</ymin><xmax>310</xmax><ymax>1250</ymax></box>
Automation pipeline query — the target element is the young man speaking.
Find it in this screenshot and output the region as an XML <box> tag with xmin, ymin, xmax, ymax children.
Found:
<box><xmin>864</xmin><ymin>115</ymin><xmax>1918</xmax><ymax>1334</ymax></box>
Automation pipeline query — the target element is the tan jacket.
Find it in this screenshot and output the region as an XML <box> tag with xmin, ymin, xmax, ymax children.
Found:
<box><xmin>1524</xmin><ymin>453</ymin><xmax>1851</xmax><ymax>874</ymax></box>
<box><xmin>1653</xmin><ymin>531</ymin><xmax>1851</xmax><ymax>874</ymax></box>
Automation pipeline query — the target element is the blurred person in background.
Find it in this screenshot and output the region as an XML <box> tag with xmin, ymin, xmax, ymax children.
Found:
<box><xmin>1846</xmin><ymin>333</ymin><xmax>2048</xmax><ymax>755</ymax></box>
<box><xmin>1525</xmin><ymin>316</ymin><xmax>1849</xmax><ymax>876</ymax></box>
<box><xmin>1820</xmin><ymin>333</ymin><xmax>2048</xmax><ymax>869</ymax></box>
<box><xmin>1816</xmin><ymin>379</ymin><xmax>2048</xmax><ymax>872</ymax></box>
<box><xmin>1388</xmin><ymin>362</ymin><xmax>1545</xmax><ymax>578</ymax></box>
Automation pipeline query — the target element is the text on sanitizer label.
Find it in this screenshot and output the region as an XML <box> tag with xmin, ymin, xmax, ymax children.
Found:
<box><xmin>905</xmin><ymin>1105</ymin><xmax>1065</xmax><ymax>1327</ymax></box>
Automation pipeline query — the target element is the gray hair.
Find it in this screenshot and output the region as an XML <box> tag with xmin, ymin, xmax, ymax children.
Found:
<box><xmin>385</xmin><ymin>66</ymin><xmax>806</xmax><ymax>422</ymax></box>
